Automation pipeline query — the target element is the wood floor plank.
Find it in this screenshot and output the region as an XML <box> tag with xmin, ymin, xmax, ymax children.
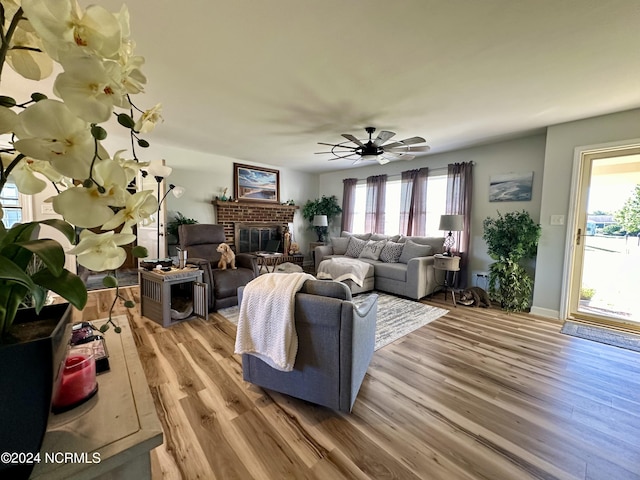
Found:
<box><xmin>79</xmin><ymin>288</ymin><xmax>640</xmax><ymax>480</ymax></box>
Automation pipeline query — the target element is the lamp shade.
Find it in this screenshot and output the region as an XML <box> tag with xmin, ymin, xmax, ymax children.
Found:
<box><xmin>439</xmin><ymin>214</ymin><xmax>464</xmax><ymax>232</ymax></box>
<box><xmin>312</xmin><ymin>215</ymin><xmax>328</xmax><ymax>227</ymax></box>
<box><xmin>147</xmin><ymin>161</ymin><xmax>172</xmax><ymax>178</ymax></box>
<box><xmin>171</xmin><ymin>185</ymin><xmax>185</xmax><ymax>198</ymax></box>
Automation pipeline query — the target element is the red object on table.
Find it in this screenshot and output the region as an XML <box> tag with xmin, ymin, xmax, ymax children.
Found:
<box><xmin>52</xmin><ymin>348</ymin><xmax>97</xmax><ymax>412</ymax></box>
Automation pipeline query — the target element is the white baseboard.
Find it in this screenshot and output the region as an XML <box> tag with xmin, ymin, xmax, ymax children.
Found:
<box><xmin>530</xmin><ymin>306</ymin><xmax>561</xmax><ymax>319</ymax></box>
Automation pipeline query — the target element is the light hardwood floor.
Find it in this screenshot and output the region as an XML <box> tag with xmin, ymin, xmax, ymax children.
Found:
<box><xmin>75</xmin><ymin>287</ymin><xmax>640</xmax><ymax>480</ymax></box>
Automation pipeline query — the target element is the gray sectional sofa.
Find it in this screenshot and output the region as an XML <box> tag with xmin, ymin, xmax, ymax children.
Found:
<box><xmin>314</xmin><ymin>232</ymin><xmax>446</xmax><ymax>300</ymax></box>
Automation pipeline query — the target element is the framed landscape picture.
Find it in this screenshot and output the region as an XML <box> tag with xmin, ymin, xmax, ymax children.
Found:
<box><xmin>233</xmin><ymin>163</ymin><xmax>280</xmax><ymax>203</ymax></box>
<box><xmin>489</xmin><ymin>172</ymin><xmax>533</xmax><ymax>202</ymax></box>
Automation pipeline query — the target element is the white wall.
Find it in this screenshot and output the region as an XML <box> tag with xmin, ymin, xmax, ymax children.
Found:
<box><xmin>318</xmin><ymin>134</ymin><xmax>547</xmax><ymax>285</ymax></box>
<box><xmin>532</xmin><ymin>108</ymin><xmax>640</xmax><ymax>318</ymax></box>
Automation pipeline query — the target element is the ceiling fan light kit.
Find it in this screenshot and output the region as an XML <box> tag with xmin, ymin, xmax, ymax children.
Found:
<box><xmin>317</xmin><ymin>127</ymin><xmax>430</xmax><ymax>165</ymax></box>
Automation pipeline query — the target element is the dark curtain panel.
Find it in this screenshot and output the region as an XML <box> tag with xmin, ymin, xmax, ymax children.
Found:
<box><xmin>365</xmin><ymin>174</ymin><xmax>387</xmax><ymax>233</ymax></box>
<box><xmin>446</xmin><ymin>162</ymin><xmax>473</xmax><ymax>287</ymax></box>
<box><xmin>341</xmin><ymin>178</ymin><xmax>358</xmax><ymax>233</ymax></box>
<box><xmin>400</xmin><ymin>168</ymin><xmax>428</xmax><ymax>236</ymax></box>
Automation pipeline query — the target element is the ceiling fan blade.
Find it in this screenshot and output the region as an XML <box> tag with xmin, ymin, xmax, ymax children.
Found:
<box><xmin>327</xmin><ymin>152</ymin><xmax>360</xmax><ymax>161</ymax></box>
<box><xmin>383</xmin><ymin>136</ymin><xmax>427</xmax><ymax>148</ymax></box>
<box><xmin>384</xmin><ymin>145</ymin><xmax>431</xmax><ymax>153</ymax></box>
<box><xmin>376</xmin><ymin>157</ymin><xmax>391</xmax><ymax>165</ymax></box>
<box><xmin>398</xmin><ymin>154</ymin><xmax>416</xmax><ymax>161</ymax></box>
<box><xmin>341</xmin><ymin>134</ymin><xmax>365</xmax><ymax>147</ymax></box>
<box><xmin>318</xmin><ymin>142</ymin><xmax>357</xmax><ymax>150</ymax></box>
<box><xmin>373</xmin><ymin>130</ymin><xmax>395</xmax><ymax>146</ymax></box>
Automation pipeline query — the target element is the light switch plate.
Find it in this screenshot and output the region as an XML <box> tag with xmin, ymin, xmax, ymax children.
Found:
<box><xmin>550</xmin><ymin>214</ymin><xmax>565</xmax><ymax>226</ymax></box>
<box><xmin>41</xmin><ymin>203</ymin><xmax>55</xmax><ymax>214</ymax></box>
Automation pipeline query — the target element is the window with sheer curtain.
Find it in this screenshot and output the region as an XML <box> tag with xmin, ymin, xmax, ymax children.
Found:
<box><xmin>0</xmin><ymin>182</ymin><xmax>24</xmax><ymax>228</ymax></box>
<box><xmin>350</xmin><ymin>174</ymin><xmax>446</xmax><ymax>235</ymax></box>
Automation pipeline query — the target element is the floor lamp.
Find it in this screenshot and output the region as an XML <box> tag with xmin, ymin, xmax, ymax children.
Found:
<box><xmin>439</xmin><ymin>214</ymin><xmax>464</xmax><ymax>256</ymax></box>
<box><xmin>145</xmin><ymin>162</ymin><xmax>184</xmax><ymax>261</ymax></box>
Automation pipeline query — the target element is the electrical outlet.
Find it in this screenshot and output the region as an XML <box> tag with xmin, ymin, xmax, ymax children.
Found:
<box><xmin>41</xmin><ymin>203</ymin><xmax>55</xmax><ymax>214</ymax></box>
<box><xmin>550</xmin><ymin>215</ymin><xmax>565</xmax><ymax>226</ymax></box>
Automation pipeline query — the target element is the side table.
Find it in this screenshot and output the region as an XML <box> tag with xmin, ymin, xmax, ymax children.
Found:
<box><xmin>255</xmin><ymin>253</ymin><xmax>285</xmax><ymax>274</ymax></box>
<box><xmin>433</xmin><ymin>254</ymin><xmax>461</xmax><ymax>307</ymax></box>
<box><xmin>140</xmin><ymin>267</ymin><xmax>208</xmax><ymax>326</ymax></box>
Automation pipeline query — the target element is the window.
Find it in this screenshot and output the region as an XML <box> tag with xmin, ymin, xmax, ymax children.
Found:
<box><xmin>0</xmin><ymin>181</ymin><xmax>23</xmax><ymax>228</ymax></box>
<box><xmin>350</xmin><ymin>174</ymin><xmax>447</xmax><ymax>235</ymax></box>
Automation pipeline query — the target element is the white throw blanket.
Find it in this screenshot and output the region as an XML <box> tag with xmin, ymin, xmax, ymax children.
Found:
<box><xmin>234</xmin><ymin>272</ymin><xmax>315</xmax><ymax>371</ymax></box>
<box><xmin>316</xmin><ymin>257</ymin><xmax>371</xmax><ymax>287</ymax></box>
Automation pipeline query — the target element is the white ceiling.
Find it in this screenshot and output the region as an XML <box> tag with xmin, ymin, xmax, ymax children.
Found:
<box><xmin>10</xmin><ymin>1</ymin><xmax>640</xmax><ymax>173</ymax></box>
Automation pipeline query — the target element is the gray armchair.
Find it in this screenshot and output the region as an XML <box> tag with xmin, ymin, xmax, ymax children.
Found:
<box><xmin>239</xmin><ymin>279</ymin><xmax>377</xmax><ymax>413</ymax></box>
<box><xmin>179</xmin><ymin>224</ymin><xmax>258</xmax><ymax>310</ymax></box>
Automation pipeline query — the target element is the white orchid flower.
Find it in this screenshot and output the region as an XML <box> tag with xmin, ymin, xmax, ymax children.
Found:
<box><xmin>21</xmin><ymin>0</ymin><xmax>122</xmax><ymax>61</ymax></box>
<box><xmin>3</xmin><ymin>155</ymin><xmax>66</xmax><ymax>195</ymax></box>
<box><xmin>0</xmin><ymin>107</ymin><xmax>17</xmax><ymax>134</ymax></box>
<box><xmin>101</xmin><ymin>190</ymin><xmax>158</xmax><ymax>234</ymax></box>
<box><xmin>5</xmin><ymin>21</ymin><xmax>54</xmax><ymax>81</ymax></box>
<box><xmin>68</xmin><ymin>229</ymin><xmax>136</xmax><ymax>271</ymax></box>
<box><xmin>13</xmin><ymin>99</ymin><xmax>95</xmax><ymax>178</ymax></box>
<box><xmin>54</xmin><ymin>53</ymin><xmax>128</xmax><ymax>123</ymax></box>
<box><xmin>52</xmin><ymin>158</ymin><xmax>128</xmax><ymax>228</ymax></box>
<box><xmin>134</xmin><ymin>104</ymin><xmax>163</xmax><ymax>133</ymax></box>
<box><xmin>113</xmin><ymin>149</ymin><xmax>149</xmax><ymax>184</ymax></box>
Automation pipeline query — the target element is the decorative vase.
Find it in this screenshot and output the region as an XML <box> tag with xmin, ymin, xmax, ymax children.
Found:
<box><xmin>0</xmin><ymin>303</ymin><xmax>72</xmax><ymax>480</ymax></box>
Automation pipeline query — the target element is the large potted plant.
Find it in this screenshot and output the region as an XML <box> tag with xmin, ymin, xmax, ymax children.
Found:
<box><xmin>0</xmin><ymin>1</ymin><xmax>161</xmax><ymax>477</ymax></box>
<box><xmin>302</xmin><ymin>195</ymin><xmax>342</xmax><ymax>242</ymax></box>
<box><xmin>482</xmin><ymin>210</ymin><xmax>541</xmax><ymax>312</ymax></box>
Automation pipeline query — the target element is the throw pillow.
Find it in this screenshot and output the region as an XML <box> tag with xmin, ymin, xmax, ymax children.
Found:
<box><xmin>399</xmin><ymin>240</ymin><xmax>433</xmax><ymax>264</ymax></box>
<box><xmin>359</xmin><ymin>240</ymin><xmax>387</xmax><ymax>260</ymax></box>
<box><xmin>331</xmin><ymin>236</ymin><xmax>350</xmax><ymax>255</ymax></box>
<box><xmin>379</xmin><ymin>241</ymin><xmax>404</xmax><ymax>263</ymax></box>
<box><xmin>345</xmin><ymin>236</ymin><xmax>368</xmax><ymax>258</ymax></box>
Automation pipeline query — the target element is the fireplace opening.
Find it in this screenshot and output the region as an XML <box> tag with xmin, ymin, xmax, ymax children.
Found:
<box><xmin>234</xmin><ymin>223</ymin><xmax>283</xmax><ymax>253</ymax></box>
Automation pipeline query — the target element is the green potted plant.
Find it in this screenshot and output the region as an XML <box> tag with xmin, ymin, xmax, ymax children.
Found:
<box><xmin>0</xmin><ymin>1</ymin><xmax>160</xmax><ymax>476</ymax></box>
<box><xmin>167</xmin><ymin>211</ymin><xmax>199</xmax><ymax>245</ymax></box>
<box><xmin>482</xmin><ymin>210</ymin><xmax>541</xmax><ymax>312</ymax></box>
<box><xmin>302</xmin><ymin>195</ymin><xmax>342</xmax><ymax>242</ymax></box>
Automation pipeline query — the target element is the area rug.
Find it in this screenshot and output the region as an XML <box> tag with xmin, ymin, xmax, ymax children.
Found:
<box><xmin>560</xmin><ymin>320</ymin><xmax>640</xmax><ymax>353</ymax></box>
<box><xmin>217</xmin><ymin>291</ymin><xmax>449</xmax><ymax>351</ymax></box>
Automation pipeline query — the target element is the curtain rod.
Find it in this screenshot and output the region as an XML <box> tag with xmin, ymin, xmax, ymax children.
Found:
<box><xmin>344</xmin><ymin>162</ymin><xmax>474</xmax><ymax>182</ymax></box>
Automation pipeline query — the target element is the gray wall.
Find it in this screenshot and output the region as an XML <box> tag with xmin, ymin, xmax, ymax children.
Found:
<box><xmin>318</xmin><ymin>134</ymin><xmax>547</xmax><ymax>287</ymax></box>
<box><xmin>532</xmin><ymin>108</ymin><xmax>640</xmax><ymax>318</ymax></box>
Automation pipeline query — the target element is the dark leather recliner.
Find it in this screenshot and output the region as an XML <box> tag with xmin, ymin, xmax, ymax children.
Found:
<box><xmin>179</xmin><ymin>224</ymin><xmax>258</xmax><ymax>310</ymax></box>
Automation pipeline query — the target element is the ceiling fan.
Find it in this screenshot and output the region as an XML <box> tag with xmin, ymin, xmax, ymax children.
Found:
<box><xmin>316</xmin><ymin>127</ymin><xmax>430</xmax><ymax>165</ymax></box>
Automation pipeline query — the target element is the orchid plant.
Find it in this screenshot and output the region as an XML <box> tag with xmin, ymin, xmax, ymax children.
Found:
<box><xmin>0</xmin><ymin>0</ymin><xmax>163</xmax><ymax>336</ymax></box>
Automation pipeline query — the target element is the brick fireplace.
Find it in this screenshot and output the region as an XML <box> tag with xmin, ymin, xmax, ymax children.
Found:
<box><xmin>212</xmin><ymin>200</ymin><xmax>298</xmax><ymax>252</ymax></box>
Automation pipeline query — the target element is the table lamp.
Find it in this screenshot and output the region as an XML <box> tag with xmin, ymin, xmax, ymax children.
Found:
<box><xmin>312</xmin><ymin>215</ymin><xmax>328</xmax><ymax>242</ymax></box>
<box><xmin>439</xmin><ymin>214</ymin><xmax>464</xmax><ymax>256</ymax></box>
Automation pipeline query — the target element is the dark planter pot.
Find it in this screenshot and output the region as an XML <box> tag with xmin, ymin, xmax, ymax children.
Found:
<box><xmin>0</xmin><ymin>303</ymin><xmax>72</xmax><ymax>480</ymax></box>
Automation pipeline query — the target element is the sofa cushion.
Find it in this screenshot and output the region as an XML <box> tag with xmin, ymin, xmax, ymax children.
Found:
<box><xmin>345</xmin><ymin>236</ymin><xmax>368</xmax><ymax>258</ymax></box>
<box><xmin>342</xmin><ymin>231</ymin><xmax>372</xmax><ymax>241</ymax></box>
<box><xmin>399</xmin><ymin>240</ymin><xmax>433</xmax><ymax>264</ymax></box>
<box><xmin>374</xmin><ymin>262</ymin><xmax>407</xmax><ymax>282</ymax></box>
<box><xmin>359</xmin><ymin>240</ymin><xmax>387</xmax><ymax>260</ymax></box>
<box><xmin>379</xmin><ymin>241</ymin><xmax>404</xmax><ymax>263</ymax></box>
<box><xmin>403</xmin><ymin>236</ymin><xmax>445</xmax><ymax>254</ymax></box>
<box><xmin>369</xmin><ymin>233</ymin><xmax>389</xmax><ymax>241</ymax></box>
<box><xmin>330</xmin><ymin>236</ymin><xmax>350</xmax><ymax>255</ymax></box>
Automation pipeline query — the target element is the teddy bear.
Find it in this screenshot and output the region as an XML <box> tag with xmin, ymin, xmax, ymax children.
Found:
<box><xmin>289</xmin><ymin>242</ymin><xmax>300</xmax><ymax>255</ymax></box>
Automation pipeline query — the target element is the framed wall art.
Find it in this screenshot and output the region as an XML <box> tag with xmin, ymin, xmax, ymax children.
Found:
<box><xmin>489</xmin><ymin>172</ymin><xmax>533</xmax><ymax>202</ymax></box>
<box><xmin>233</xmin><ymin>163</ymin><xmax>280</xmax><ymax>203</ymax></box>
